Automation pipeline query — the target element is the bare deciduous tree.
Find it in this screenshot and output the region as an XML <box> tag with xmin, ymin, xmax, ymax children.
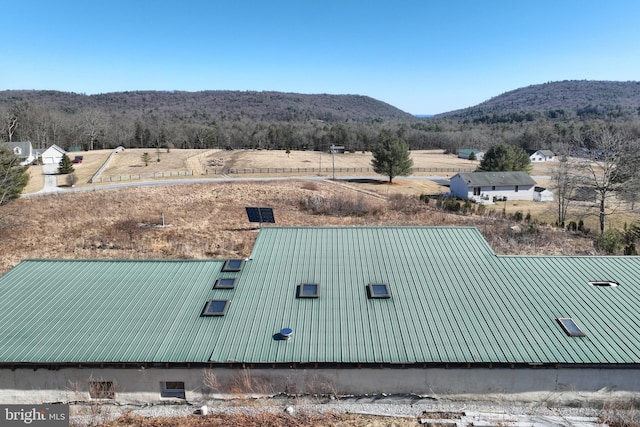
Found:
<box><xmin>551</xmin><ymin>154</ymin><xmax>580</xmax><ymax>227</ymax></box>
<box><xmin>578</xmin><ymin>126</ymin><xmax>640</xmax><ymax>233</ymax></box>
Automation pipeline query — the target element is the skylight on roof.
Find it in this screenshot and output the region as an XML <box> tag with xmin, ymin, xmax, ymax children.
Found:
<box><xmin>297</xmin><ymin>283</ymin><xmax>319</xmax><ymax>298</ymax></box>
<box><xmin>589</xmin><ymin>280</ymin><xmax>618</xmax><ymax>287</ymax></box>
<box><xmin>222</xmin><ymin>259</ymin><xmax>244</xmax><ymax>272</ymax></box>
<box><xmin>202</xmin><ymin>300</ymin><xmax>230</xmax><ymax>316</ymax></box>
<box><xmin>367</xmin><ymin>283</ymin><xmax>391</xmax><ymax>299</ymax></box>
<box><xmin>557</xmin><ymin>317</ymin><xmax>585</xmax><ymax>337</ymax></box>
<box><xmin>214</xmin><ymin>278</ymin><xmax>237</xmax><ymax>289</ymax></box>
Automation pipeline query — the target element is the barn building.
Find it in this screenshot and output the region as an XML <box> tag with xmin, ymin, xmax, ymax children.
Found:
<box><xmin>1</xmin><ymin>226</ymin><xmax>640</xmax><ymax>404</ymax></box>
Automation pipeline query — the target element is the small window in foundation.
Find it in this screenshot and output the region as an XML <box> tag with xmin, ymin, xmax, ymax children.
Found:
<box><xmin>161</xmin><ymin>381</ymin><xmax>186</xmax><ymax>399</ymax></box>
<box><xmin>589</xmin><ymin>281</ymin><xmax>618</xmax><ymax>288</ymax></box>
<box><xmin>89</xmin><ymin>381</ymin><xmax>115</xmax><ymax>399</ymax></box>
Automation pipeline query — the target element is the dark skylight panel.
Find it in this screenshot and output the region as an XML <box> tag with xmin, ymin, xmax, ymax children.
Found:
<box><xmin>222</xmin><ymin>259</ymin><xmax>244</xmax><ymax>272</ymax></box>
<box><xmin>297</xmin><ymin>283</ymin><xmax>319</xmax><ymax>298</ymax></box>
<box><xmin>202</xmin><ymin>300</ymin><xmax>230</xmax><ymax>316</ymax></box>
<box><xmin>557</xmin><ymin>317</ymin><xmax>585</xmax><ymax>337</ymax></box>
<box><xmin>367</xmin><ymin>283</ymin><xmax>391</xmax><ymax>299</ymax></box>
<box><xmin>214</xmin><ymin>278</ymin><xmax>237</xmax><ymax>289</ymax></box>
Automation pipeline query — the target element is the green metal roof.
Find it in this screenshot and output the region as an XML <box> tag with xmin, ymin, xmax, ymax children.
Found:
<box><xmin>1</xmin><ymin>226</ymin><xmax>640</xmax><ymax>366</ymax></box>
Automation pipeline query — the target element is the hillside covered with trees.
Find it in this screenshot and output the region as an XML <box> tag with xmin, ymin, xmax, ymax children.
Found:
<box><xmin>2</xmin><ymin>81</ymin><xmax>640</xmax><ymax>157</ymax></box>
<box><xmin>0</xmin><ymin>90</ymin><xmax>419</xmax><ymax>153</ymax></box>
<box><xmin>436</xmin><ymin>80</ymin><xmax>640</xmax><ymax>123</ymax></box>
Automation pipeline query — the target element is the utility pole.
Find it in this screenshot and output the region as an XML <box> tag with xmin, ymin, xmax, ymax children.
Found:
<box><xmin>331</xmin><ymin>144</ymin><xmax>335</xmax><ymax>180</ymax></box>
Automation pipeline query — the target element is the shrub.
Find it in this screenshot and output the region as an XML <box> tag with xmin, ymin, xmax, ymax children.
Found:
<box><xmin>437</xmin><ymin>196</ymin><xmax>462</xmax><ymax>212</ymax></box>
<box><xmin>624</xmin><ymin>243</ymin><xmax>638</xmax><ymax>256</ymax></box>
<box><xmin>66</xmin><ymin>173</ymin><xmax>78</xmax><ymax>187</ymax></box>
<box><xmin>461</xmin><ymin>199</ymin><xmax>475</xmax><ymax>215</ymax></box>
<box><xmin>594</xmin><ymin>230</ymin><xmax>622</xmax><ymax>254</ymax></box>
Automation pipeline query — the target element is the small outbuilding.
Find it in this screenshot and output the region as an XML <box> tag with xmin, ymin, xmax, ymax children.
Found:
<box><xmin>534</xmin><ymin>186</ymin><xmax>554</xmax><ymax>202</ymax></box>
<box><xmin>457</xmin><ymin>148</ymin><xmax>484</xmax><ymax>161</ymax></box>
<box><xmin>41</xmin><ymin>144</ymin><xmax>67</xmax><ymax>165</ymax></box>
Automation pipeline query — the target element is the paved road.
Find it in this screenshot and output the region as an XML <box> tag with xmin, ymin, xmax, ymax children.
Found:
<box><xmin>22</xmin><ymin>172</ymin><xmax>552</xmax><ymax>197</ymax></box>
<box><xmin>36</xmin><ymin>164</ymin><xmax>66</xmax><ymax>194</ymax></box>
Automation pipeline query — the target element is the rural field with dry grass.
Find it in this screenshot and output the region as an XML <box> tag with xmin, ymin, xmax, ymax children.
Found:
<box><xmin>1</xmin><ymin>148</ymin><xmax>620</xmax><ymax>275</ymax></box>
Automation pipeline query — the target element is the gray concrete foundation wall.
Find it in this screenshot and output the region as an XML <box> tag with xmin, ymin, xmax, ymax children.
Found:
<box><xmin>1</xmin><ymin>367</ymin><xmax>639</xmax><ymax>404</ymax></box>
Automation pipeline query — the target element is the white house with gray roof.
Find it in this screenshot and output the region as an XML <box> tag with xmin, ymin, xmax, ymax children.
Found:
<box><xmin>2</xmin><ymin>141</ymin><xmax>34</xmax><ymax>165</ymax></box>
<box><xmin>450</xmin><ymin>171</ymin><xmax>537</xmax><ymax>203</ymax></box>
<box><xmin>527</xmin><ymin>149</ymin><xmax>555</xmax><ymax>162</ymax></box>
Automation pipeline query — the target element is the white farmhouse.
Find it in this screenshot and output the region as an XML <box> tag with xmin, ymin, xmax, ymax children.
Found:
<box><xmin>449</xmin><ymin>171</ymin><xmax>537</xmax><ymax>203</ymax></box>
<box><xmin>526</xmin><ymin>149</ymin><xmax>555</xmax><ymax>162</ymax></box>
<box><xmin>2</xmin><ymin>141</ymin><xmax>34</xmax><ymax>165</ymax></box>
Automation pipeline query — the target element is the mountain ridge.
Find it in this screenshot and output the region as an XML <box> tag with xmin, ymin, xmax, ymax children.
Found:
<box><xmin>0</xmin><ymin>89</ymin><xmax>416</xmax><ymax>123</ymax></box>
<box><xmin>434</xmin><ymin>80</ymin><xmax>640</xmax><ymax>121</ymax></box>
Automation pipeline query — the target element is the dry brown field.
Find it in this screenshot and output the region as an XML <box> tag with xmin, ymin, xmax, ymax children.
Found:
<box><xmin>7</xmin><ymin>149</ymin><xmax>639</xmax><ymax>276</ymax></box>
<box><xmin>3</xmin><ymin>177</ymin><xmax>600</xmax><ymax>276</ymax></box>
<box><xmin>83</xmin><ymin>148</ymin><xmax>478</xmax><ymax>183</ymax></box>
<box><xmin>23</xmin><ymin>164</ymin><xmax>45</xmax><ymax>193</ymax></box>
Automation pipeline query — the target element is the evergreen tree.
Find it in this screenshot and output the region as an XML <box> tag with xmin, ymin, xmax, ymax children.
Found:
<box><xmin>0</xmin><ymin>145</ymin><xmax>30</xmax><ymax>206</ymax></box>
<box><xmin>371</xmin><ymin>130</ymin><xmax>413</xmax><ymax>183</ymax></box>
<box><xmin>58</xmin><ymin>154</ymin><xmax>75</xmax><ymax>174</ymax></box>
<box><xmin>479</xmin><ymin>143</ymin><xmax>531</xmax><ymax>172</ymax></box>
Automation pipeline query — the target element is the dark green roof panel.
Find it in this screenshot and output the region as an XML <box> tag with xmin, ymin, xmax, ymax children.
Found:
<box><xmin>1</xmin><ymin>226</ymin><xmax>640</xmax><ymax>366</ymax></box>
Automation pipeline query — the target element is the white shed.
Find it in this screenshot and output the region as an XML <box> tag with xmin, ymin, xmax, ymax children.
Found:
<box><xmin>534</xmin><ymin>186</ymin><xmax>554</xmax><ymax>202</ymax></box>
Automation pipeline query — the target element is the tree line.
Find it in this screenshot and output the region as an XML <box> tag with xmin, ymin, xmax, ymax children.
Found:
<box><xmin>4</xmin><ymin>96</ymin><xmax>640</xmax><ymax>158</ymax></box>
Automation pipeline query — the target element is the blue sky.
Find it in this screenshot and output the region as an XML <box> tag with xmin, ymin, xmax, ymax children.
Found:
<box><xmin>2</xmin><ymin>1</ymin><xmax>639</xmax><ymax>114</ymax></box>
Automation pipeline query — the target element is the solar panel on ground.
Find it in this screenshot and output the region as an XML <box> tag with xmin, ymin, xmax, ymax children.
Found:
<box><xmin>258</xmin><ymin>207</ymin><xmax>275</xmax><ymax>223</ymax></box>
<box><xmin>245</xmin><ymin>207</ymin><xmax>275</xmax><ymax>223</ymax></box>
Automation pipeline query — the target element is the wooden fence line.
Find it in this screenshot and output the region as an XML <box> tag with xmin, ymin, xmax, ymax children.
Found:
<box><xmin>93</xmin><ymin>167</ymin><xmax>475</xmax><ymax>183</ymax></box>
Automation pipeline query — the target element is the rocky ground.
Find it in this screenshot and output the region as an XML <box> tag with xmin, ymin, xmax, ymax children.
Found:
<box><xmin>70</xmin><ymin>391</ymin><xmax>640</xmax><ymax>426</ymax></box>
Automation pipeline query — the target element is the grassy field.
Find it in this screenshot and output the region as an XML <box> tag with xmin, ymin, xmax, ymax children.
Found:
<box><xmin>64</xmin><ymin>148</ymin><xmax>479</xmax><ymax>184</ymax></box>
<box><xmin>6</xmin><ymin>148</ymin><xmax>639</xmax><ymax>277</ymax></box>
